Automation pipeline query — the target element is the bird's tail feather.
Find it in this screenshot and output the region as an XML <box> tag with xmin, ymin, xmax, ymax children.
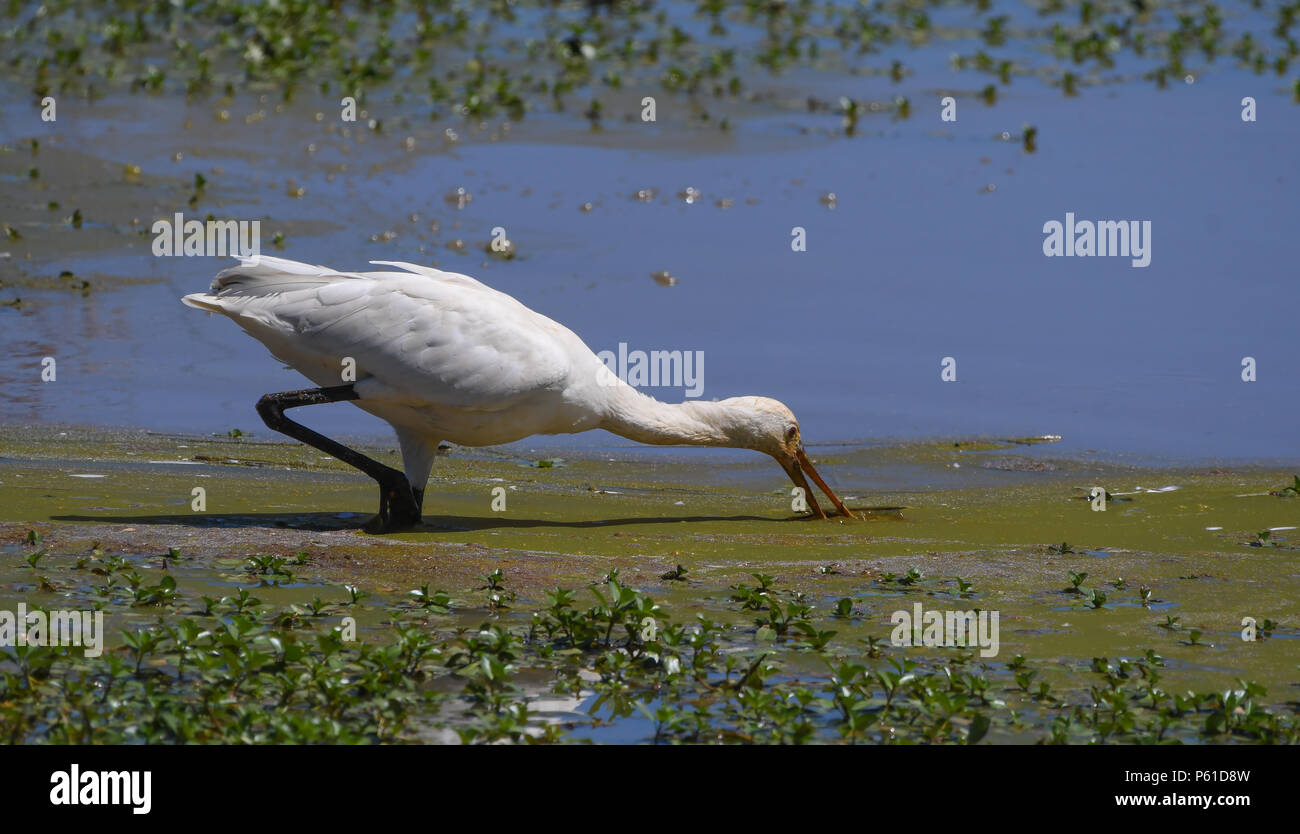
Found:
<box><xmin>210</xmin><ymin>256</ymin><xmax>345</xmax><ymax>292</ymax></box>
<box><xmin>181</xmin><ymin>256</ymin><xmax>349</xmax><ymax>311</ymax></box>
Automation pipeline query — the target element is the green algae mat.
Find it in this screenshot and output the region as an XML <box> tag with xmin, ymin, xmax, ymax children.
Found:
<box><xmin>1</xmin><ymin>426</ymin><xmax>1296</xmax><ymax>743</ymax></box>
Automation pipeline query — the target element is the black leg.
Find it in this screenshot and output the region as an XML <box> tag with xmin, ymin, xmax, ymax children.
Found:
<box><xmin>255</xmin><ymin>385</ymin><xmax>421</xmax><ymax>532</ymax></box>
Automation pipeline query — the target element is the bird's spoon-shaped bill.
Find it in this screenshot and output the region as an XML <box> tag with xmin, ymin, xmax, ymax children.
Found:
<box><xmin>787</xmin><ymin>447</ymin><xmax>856</xmax><ymax>520</ymax></box>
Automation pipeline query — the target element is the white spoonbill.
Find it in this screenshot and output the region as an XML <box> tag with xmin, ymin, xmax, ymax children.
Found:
<box><xmin>183</xmin><ymin>256</ymin><xmax>855</xmax><ymax>532</ymax></box>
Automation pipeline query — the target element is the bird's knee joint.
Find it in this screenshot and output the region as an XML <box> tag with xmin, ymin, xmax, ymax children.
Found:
<box><xmin>255</xmin><ymin>395</ymin><xmax>284</xmax><ymax>424</ymax></box>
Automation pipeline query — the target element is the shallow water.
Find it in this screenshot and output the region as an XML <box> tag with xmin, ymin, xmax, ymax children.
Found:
<box><xmin>1</xmin><ymin>1</ymin><xmax>1297</xmax><ymax>466</ymax></box>
<box><xmin>3</xmin><ymin>2</ymin><xmax>1298</xmax><ymax>746</ymax></box>
<box><xmin>1</xmin><ymin>426</ymin><xmax>1297</xmax><ymax>743</ymax></box>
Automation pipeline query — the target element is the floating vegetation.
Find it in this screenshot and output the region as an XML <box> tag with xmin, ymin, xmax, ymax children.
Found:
<box><xmin>485</xmin><ymin>234</ymin><xmax>516</xmax><ymax>260</ymax></box>
<box><xmin>3</xmin><ymin>548</ymin><xmax>1296</xmax><ymax>745</ymax></box>
<box><xmin>1270</xmin><ymin>475</ymin><xmax>1300</xmax><ymax>497</ymax></box>
<box><xmin>0</xmin><ymin>2</ymin><xmax>1294</xmax><ymax>154</ymax></box>
<box><xmin>659</xmin><ymin>564</ymin><xmax>688</xmax><ymax>581</ymax></box>
<box><xmin>444</xmin><ymin>187</ymin><xmax>472</xmax><ymax>210</ymax></box>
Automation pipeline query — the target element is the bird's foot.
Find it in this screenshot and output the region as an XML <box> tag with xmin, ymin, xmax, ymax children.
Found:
<box><xmin>362</xmin><ymin>479</ymin><xmax>422</xmax><ymax>533</ymax></box>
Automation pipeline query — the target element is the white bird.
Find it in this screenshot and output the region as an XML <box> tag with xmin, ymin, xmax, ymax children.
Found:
<box><xmin>183</xmin><ymin>256</ymin><xmax>855</xmax><ymax>531</ymax></box>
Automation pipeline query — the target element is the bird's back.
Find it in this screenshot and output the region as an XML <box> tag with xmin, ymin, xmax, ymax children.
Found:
<box><xmin>184</xmin><ymin>257</ymin><xmax>608</xmax><ymax>443</ymax></box>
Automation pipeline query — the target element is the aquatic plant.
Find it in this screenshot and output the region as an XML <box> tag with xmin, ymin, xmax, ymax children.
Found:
<box><xmin>4</xmin><ymin>0</ymin><xmax>1295</xmax><ymax>148</ymax></box>
<box><xmin>3</xmin><ymin>539</ymin><xmax>1297</xmax><ymax>745</ymax></box>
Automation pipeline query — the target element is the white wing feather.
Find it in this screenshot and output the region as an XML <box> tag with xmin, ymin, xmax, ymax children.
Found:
<box><xmin>183</xmin><ymin>257</ymin><xmax>582</xmax><ymax>416</ymax></box>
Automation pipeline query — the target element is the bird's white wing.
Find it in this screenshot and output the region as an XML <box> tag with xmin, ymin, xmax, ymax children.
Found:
<box><xmin>184</xmin><ymin>257</ymin><xmax>583</xmax><ymax>413</ymax></box>
<box><xmin>368</xmin><ymin>260</ymin><xmax>494</xmax><ymax>292</ymax></box>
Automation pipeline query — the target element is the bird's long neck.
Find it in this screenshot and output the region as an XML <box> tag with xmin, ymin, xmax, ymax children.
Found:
<box><xmin>598</xmin><ymin>384</ymin><xmax>740</xmax><ymax>448</ymax></box>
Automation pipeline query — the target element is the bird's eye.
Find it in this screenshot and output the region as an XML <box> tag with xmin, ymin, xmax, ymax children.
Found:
<box><xmin>785</xmin><ymin>426</ymin><xmax>798</xmax><ymax>441</ymax></box>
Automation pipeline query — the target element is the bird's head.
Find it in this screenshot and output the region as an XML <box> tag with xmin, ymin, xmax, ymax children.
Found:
<box><xmin>719</xmin><ymin>397</ymin><xmax>856</xmax><ymax>520</ymax></box>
